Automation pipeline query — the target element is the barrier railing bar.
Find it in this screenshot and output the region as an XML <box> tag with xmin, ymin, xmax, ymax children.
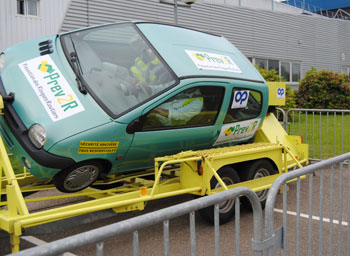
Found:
<box><xmin>319</xmin><ymin>168</ymin><xmax>324</xmax><ymax>256</ymax></box>
<box><xmin>305</xmin><ymin>111</ymin><xmax>308</xmax><ymax>144</ymax></box>
<box><xmin>341</xmin><ymin>113</ymin><xmax>344</xmax><ymax>154</ymax></box>
<box><xmin>189</xmin><ymin>211</ymin><xmax>196</xmax><ymax>256</ymax></box>
<box><xmin>334</xmin><ymin>113</ymin><xmax>336</xmax><ymax>157</ymax></box>
<box><xmin>307</xmin><ymin>173</ymin><xmax>313</xmax><ymax>256</ymax></box>
<box><xmin>133</xmin><ymin>231</ymin><xmax>139</xmax><ymax>256</ymax></box>
<box><xmin>292</xmin><ymin>110</ymin><xmax>295</xmax><ymax>134</ymax></box>
<box><xmin>214</xmin><ymin>204</ymin><xmax>220</xmax><ymax>256</ymax></box>
<box><xmin>329</xmin><ymin>166</ymin><xmax>334</xmax><ymax>255</ymax></box>
<box><xmin>96</xmin><ymin>242</ymin><xmax>103</xmax><ymax>256</ymax></box>
<box><xmin>347</xmin><ymin>164</ymin><xmax>350</xmax><ymax>256</ymax></box>
<box><xmin>296</xmin><ymin>177</ymin><xmax>301</xmax><ymax>256</ymax></box>
<box><xmin>298</xmin><ymin>111</ymin><xmax>301</xmax><ymax>137</ymax></box>
<box><xmin>283</xmin><ymin>183</ymin><xmax>287</xmax><ymax>256</ymax></box>
<box><xmin>235</xmin><ymin>197</ymin><xmax>240</xmax><ymax>256</ymax></box>
<box><xmin>319</xmin><ymin>112</ymin><xmax>322</xmax><ymax>160</ymax></box>
<box><xmin>312</xmin><ymin>111</ymin><xmax>315</xmax><ymax>159</ymax></box>
<box><xmin>163</xmin><ymin>220</ymin><xmax>169</xmax><ymax>256</ymax></box>
<box><xmin>327</xmin><ymin>112</ymin><xmax>329</xmax><ymax>159</ymax></box>
<box><xmin>338</xmin><ymin>163</ymin><xmax>344</xmax><ymax>256</ymax></box>
<box><xmin>288</xmin><ymin>109</ymin><xmax>350</xmax><ymax>113</ymax></box>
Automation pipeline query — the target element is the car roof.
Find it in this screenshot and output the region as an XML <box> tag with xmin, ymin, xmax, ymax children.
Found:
<box><xmin>135</xmin><ymin>22</ymin><xmax>264</xmax><ymax>83</ymax></box>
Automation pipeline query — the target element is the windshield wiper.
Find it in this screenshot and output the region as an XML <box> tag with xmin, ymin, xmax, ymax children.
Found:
<box><xmin>69</xmin><ymin>36</ymin><xmax>88</xmax><ymax>95</ymax></box>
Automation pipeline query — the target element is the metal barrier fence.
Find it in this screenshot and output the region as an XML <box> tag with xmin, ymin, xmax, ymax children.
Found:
<box><xmin>9</xmin><ymin>153</ymin><xmax>350</xmax><ymax>255</ymax></box>
<box><xmin>277</xmin><ymin>108</ymin><xmax>350</xmax><ymax>161</ymax></box>
<box><xmin>11</xmin><ymin>187</ymin><xmax>264</xmax><ymax>256</ymax></box>
<box><xmin>264</xmin><ymin>153</ymin><xmax>350</xmax><ymax>255</ymax></box>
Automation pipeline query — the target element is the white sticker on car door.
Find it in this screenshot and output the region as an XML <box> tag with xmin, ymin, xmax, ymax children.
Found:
<box><xmin>213</xmin><ymin>118</ymin><xmax>261</xmax><ymax>146</ymax></box>
<box><xmin>231</xmin><ymin>90</ymin><xmax>249</xmax><ymax>109</ymax></box>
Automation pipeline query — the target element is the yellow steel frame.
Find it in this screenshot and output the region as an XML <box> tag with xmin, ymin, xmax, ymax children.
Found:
<box><xmin>0</xmin><ymin>114</ymin><xmax>308</xmax><ymax>253</ymax></box>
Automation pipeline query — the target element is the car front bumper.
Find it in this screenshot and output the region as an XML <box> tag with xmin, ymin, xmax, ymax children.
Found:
<box><xmin>0</xmin><ymin>76</ymin><xmax>75</xmax><ymax>179</ymax></box>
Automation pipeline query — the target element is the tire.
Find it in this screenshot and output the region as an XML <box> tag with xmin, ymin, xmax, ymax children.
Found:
<box><xmin>241</xmin><ymin>159</ymin><xmax>276</xmax><ymax>210</ymax></box>
<box><xmin>53</xmin><ymin>160</ymin><xmax>103</xmax><ymax>193</ymax></box>
<box><xmin>199</xmin><ymin>166</ymin><xmax>240</xmax><ymax>225</ymax></box>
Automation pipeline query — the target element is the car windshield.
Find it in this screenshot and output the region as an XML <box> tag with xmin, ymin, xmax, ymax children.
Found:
<box><xmin>61</xmin><ymin>23</ymin><xmax>176</xmax><ymax>117</ymax></box>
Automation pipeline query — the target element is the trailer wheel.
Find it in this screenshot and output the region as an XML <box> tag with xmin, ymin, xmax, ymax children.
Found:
<box><xmin>53</xmin><ymin>160</ymin><xmax>103</xmax><ymax>193</ymax></box>
<box><xmin>199</xmin><ymin>166</ymin><xmax>240</xmax><ymax>224</ymax></box>
<box><xmin>241</xmin><ymin>159</ymin><xmax>276</xmax><ymax>210</ymax></box>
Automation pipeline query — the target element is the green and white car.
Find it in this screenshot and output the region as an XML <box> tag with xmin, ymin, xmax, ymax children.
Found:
<box><xmin>0</xmin><ymin>22</ymin><xmax>269</xmax><ymax>192</ymax></box>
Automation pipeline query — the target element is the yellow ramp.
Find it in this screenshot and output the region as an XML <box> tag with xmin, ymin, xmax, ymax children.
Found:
<box><xmin>255</xmin><ymin>113</ymin><xmax>308</xmax><ymax>167</ymax></box>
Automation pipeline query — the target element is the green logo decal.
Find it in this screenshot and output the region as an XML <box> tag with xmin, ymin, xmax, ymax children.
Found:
<box><xmin>38</xmin><ymin>61</ymin><xmax>55</xmax><ymax>73</ymax></box>
<box><xmin>224</xmin><ymin>121</ymin><xmax>258</xmax><ymax>136</ymax></box>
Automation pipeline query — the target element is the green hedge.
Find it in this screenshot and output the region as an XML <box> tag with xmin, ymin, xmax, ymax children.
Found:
<box><xmin>296</xmin><ymin>68</ymin><xmax>350</xmax><ymax>109</ymax></box>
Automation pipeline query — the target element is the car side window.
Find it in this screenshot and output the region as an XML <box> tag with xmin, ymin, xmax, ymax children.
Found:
<box><xmin>142</xmin><ymin>86</ymin><xmax>225</xmax><ymax>130</ymax></box>
<box><xmin>224</xmin><ymin>89</ymin><xmax>262</xmax><ymax>123</ymax></box>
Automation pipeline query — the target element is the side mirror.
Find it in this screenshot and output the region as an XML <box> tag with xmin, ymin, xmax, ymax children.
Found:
<box><xmin>126</xmin><ymin>116</ymin><xmax>146</xmax><ymax>134</ymax></box>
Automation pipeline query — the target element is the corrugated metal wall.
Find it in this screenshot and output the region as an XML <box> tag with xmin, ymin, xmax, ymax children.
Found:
<box><xmin>60</xmin><ymin>0</ymin><xmax>350</xmax><ymax>78</ymax></box>
<box><xmin>0</xmin><ymin>0</ymin><xmax>71</xmax><ymax>51</ymax></box>
<box><xmin>1</xmin><ymin>0</ymin><xmax>349</xmax><ymax>78</ymax></box>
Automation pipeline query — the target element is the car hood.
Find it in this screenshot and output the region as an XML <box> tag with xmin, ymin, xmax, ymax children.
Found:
<box><xmin>0</xmin><ymin>35</ymin><xmax>112</xmax><ymax>150</ymax></box>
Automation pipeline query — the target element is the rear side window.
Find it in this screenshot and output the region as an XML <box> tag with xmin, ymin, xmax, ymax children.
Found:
<box><xmin>224</xmin><ymin>89</ymin><xmax>262</xmax><ymax>123</ymax></box>
<box><xmin>143</xmin><ymin>86</ymin><xmax>225</xmax><ymax>130</ymax></box>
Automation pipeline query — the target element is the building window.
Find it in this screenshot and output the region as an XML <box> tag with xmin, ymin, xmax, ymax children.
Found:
<box><xmin>255</xmin><ymin>58</ymin><xmax>267</xmax><ymax>69</ymax></box>
<box><xmin>252</xmin><ymin>57</ymin><xmax>301</xmax><ymax>83</ymax></box>
<box><xmin>281</xmin><ymin>62</ymin><xmax>290</xmax><ymax>81</ymax></box>
<box><xmin>292</xmin><ymin>63</ymin><xmax>301</xmax><ymax>82</ymax></box>
<box><xmin>17</xmin><ymin>0</ymin><xmax>25</xmax><ymax>15</ymax></box>
<box><xmin>17</xmin><ymin>0</ymin><xmax>39</xmax><ymax>16</ymax></box>
<box><xmin>268</xmin><ymin>59</ymin><xmax>279</xmax><ymax>72</ymax></box>
<box><xmin>341</xmin><ymin>66</ymin><xmax>350</xmax><ymax>75</ymax></box>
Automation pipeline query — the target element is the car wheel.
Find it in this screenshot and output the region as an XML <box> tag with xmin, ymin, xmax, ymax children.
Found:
<box><xmin>199</xmin><ymin>166</ymin><xmax>240</xmax><ymax>225</ymax></box>
<box><xmin>241</xmin><ymin>159</ymin><xmax>276</xmax><ymax>210</ymax></box>
<box><xmin>53</xmin><ymin>160</ymin><xmax>103</xmax><ymax>193</ymax></box>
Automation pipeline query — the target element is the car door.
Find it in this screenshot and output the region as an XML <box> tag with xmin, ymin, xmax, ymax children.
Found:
<box><xmin>118</xmin><ymin>84</ymin><xmax>226</xmax><ymax>171</ymax></box>
<box><xmin>213</xmin><ymin>87</ymin><xmax>264</xmax><ymax>146</ymax></box>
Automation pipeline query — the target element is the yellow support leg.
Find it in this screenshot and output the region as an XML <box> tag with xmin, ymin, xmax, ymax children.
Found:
<box><xmin>10</xmin><ymin>234</ymin><xmax>20</xmax><ymax>253</ymax></box>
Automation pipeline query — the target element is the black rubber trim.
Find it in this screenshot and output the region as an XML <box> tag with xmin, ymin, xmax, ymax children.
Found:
<box><xmin>0</xmin><ymin>76</ymin><xmax>75</xmax><ymax>169</ymax></box>
<box><xmin>134</xmin><ymin>21</ymin><xmax>221</xmax><ymax>37</ymax></box>
<box><xmin>179</xmin><ymin>75</ymin><xmax>265</xmax><ymax>84</ymax></box>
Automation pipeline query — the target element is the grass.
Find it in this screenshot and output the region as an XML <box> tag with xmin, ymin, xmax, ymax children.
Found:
<box><xmin>286</xmin><ymin>112</ymin><xmax>350</xmax><ymax>159</ymax></box>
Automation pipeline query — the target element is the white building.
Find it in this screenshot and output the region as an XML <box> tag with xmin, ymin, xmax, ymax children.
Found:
<box><xmin>1</xmin><ymin>0</ymin><xmax>350</xmax><ymax>86</ymax></box>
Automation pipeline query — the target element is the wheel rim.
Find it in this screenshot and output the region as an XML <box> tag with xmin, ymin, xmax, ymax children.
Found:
<box><xmin>253</xmin><ymin>168</ymin><xmax>270</xmax><ymax>200</ymax></box>
<box><xmin>214</xmin><ymin>177</ymin><xmax>235</xmax><ymax>213</ymax></box>
<box><xmin>63</xmin><ymin>165</ymin><xmax>99</xmax><ymax>191</ymax></box>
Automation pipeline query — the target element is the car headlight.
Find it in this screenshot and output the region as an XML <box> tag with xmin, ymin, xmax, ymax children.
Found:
<box><xmin>28</xmin><ymin>124</ymin><xmax>47</xmax><ymax>149</ymax></box>
<box><xmin>0</xmin><ymin>53</ymin><xmax>5</xmax><ymax>72</ymax></box>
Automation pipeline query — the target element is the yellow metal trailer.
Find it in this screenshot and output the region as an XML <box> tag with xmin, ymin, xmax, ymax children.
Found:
<box><xmin>0</xmin><ymin>84</ymin><xmax>308</xmax><ymax>253</ymax></box>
